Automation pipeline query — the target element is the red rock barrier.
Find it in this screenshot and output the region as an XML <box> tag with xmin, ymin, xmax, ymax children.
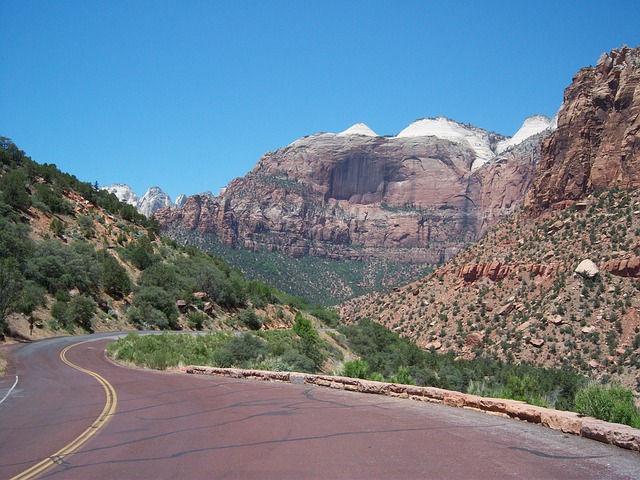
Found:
<box><xmin>185</xmin><ymin>365</ymin><xmax>640</xmax><ymax>452</ymax></box>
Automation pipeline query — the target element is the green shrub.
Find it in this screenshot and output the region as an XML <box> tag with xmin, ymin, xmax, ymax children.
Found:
<box><xmin>0</xmin><ymin>258</ymin><xmax>23</xmax><ymax>331</ymax></box>
<box><xmin>127</xmin><ymin>304</ymin><xmax>171</xmax><ymax>330</ymax></box>
<box><xmin>389</xmin><ymin>366</ymin><xmax>414</xmax><ymax>385</ymax></box>
<box><xmin>138</xmin><ymin>263</ymin><xmax>183</xmax><ymax>297</ymax></box>
<box><xmin>100</xmin><ymin>251</ymin><xmax>132</xmax><ymax>298</ymax></box>
<box><xmin>237</xmin><ymin>307</ymin><xmax>262</xmax><ymax>330</ymax></box>
<box><xmin>123</xmin><ymin>236</ymin><xmax>156</xmax><ymax>270</ymax></box>
<box><xmin>26</xmin><ymin>240</ymin><xmax>101</xmax><ymax>294</ymax></box>
<box><xmin>132</xmin><ymin>285</ymin><xmax>179</xmax><ymax>329</ymax></box>
<box><xmin>293</xmin><ymin>313</ymin><xmax>326</xmax><ymax>370</ymax></box>
<box><xmin>51</xmin><ymin>300</ymin><xmax>70</xmax><ymax>327</ymax></box>
<box><xmin>574</xmin><ymin>383</ymin><xmax>640</xmax><ymax>428</ymax></box>
<box><xmin>187</xmin><ymin>311</ymin><xmax>207</xmax><ymax>330</ymax></box>
<box><xmin>212</xmin><ymin>333</ymin><xmax>267</xmax><ymax>368</ymax></box>
<box><xmin>309</xmin><ymin>306</ymin><xmax>340</xmax><ymax>327</ymax></box>
<box><xmin>279</xmin><ymin>350</ymin><xmax>316</xmax><ymax>373</ymax></box>
<box><xmin>341</xmin><ymin>359</ymin><xmax>369</xmax><ymax>379</ymax></box>
<box><xmin>0</xmin><ymin>170</ymin><xmax>31</xmax><ymax>211</ymax></box>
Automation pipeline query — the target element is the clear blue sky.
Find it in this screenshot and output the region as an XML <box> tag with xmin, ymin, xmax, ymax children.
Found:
<box><xmin>1</xmin><ymin>1</ymin><xmax>639</xmax><ymax>200</ymax></box>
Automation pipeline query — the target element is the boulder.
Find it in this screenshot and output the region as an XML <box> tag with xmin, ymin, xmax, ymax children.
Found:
<box><xmin>575</xmin><ymin>259</ymin><xmax>600</xmax><ymax>279</ymax></box>
<box><xmin>464</xmin><ymin>332</ymin><xmax>484</xmax><ymax>347</ymax></box>
<box><xmin>529</xmin><ymin>338</ymin><xmax>545</xmax><ymax>348</ymax></box>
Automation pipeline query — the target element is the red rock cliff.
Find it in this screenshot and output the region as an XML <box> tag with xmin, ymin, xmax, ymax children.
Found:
<box><xmin>527</xmin><ymin>45</ymin><xmax>640</xmax><ymax>210</ymax></box>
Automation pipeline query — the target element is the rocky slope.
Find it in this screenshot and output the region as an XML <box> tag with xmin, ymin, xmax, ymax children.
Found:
<box><xmin>340</xmin><ymin>46</ymin><xmax>640</xmax><ymax>387</ymax></box>
<box><xmin>340</xmin><ymin>189</ymin><xmax>640</xmax><ymax>388</ymax></box>
<box><xmin>156</xmin><ymin>116</ymin><xmax>553</xmax><ymax>265</ymax></box>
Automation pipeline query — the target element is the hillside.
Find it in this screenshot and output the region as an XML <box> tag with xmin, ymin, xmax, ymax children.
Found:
<box><xmin>156</xmin><ymin>115</ymin><xmax>551</xmax><ymax>304</ymax></box>
<box><xmin>341</xmin><ymin>190</ymin><xmax>640</xmax><ymax>388</ymax></box>
<box><xmin>0</xmin><ymin>137</ymin><xmax>334</xmax><ymax>349</ymax></box>
<box><xmin>341</xmin><ymin>46</ymin><xmax>640</xmax><ymax>389</ymax></box>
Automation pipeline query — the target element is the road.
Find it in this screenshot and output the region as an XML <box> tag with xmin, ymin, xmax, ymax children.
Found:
<box><xmin>0</xmin><ymin>334</ymin><xmax>638</xmax><ymax>479</ymax></box>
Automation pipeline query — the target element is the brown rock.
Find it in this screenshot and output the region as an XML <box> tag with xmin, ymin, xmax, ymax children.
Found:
<box><xmin>602</xmin><ymin>256</ymin><xmax>640</xmax><ymax>277</ymax></box>
<box><xmin>464</xmin><ymin>332</ymin><xmax>484</xmax><ymax>346</ymax></box>
<box><xmin>529</xmin><ymin>338</ymin><xmax>545</xmax><ymax>348</ymax></box>
<box><xmin>527</xmin><ymin>46</ymin><xmax>640</xmax><ymax>210</ymax></box>
<box><xmin>549</xmin><ymin>315</ymin><xmax>564</xmax><ymax>325</ymax></box>
<box><xmin>496</xmin><ymin>302</ymin><xmax>515</xmax><ymax>316</ymax></box>
<box><xmin>176</xmin><ymin>300</ymin><xmax>188</xmax><ymax>312</ymax></box>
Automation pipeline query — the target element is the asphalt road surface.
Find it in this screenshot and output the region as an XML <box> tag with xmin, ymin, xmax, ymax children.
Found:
<box><xmin>0</xmin><ymin>334</ymin><xmax>639</xmax><ymax>479</ymax></box>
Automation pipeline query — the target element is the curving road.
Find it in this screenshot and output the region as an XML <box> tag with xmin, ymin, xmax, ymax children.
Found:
<box><xmin>0</xmin><ymin>334</ymin><xmax>638</xmax><ymax>479</ymax></box>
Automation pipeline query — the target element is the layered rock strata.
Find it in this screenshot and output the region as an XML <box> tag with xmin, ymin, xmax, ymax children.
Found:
<box><xmin>157</xmin><ymin>119</ymin><xmax>551</xmax><ymax>263</ymax></box>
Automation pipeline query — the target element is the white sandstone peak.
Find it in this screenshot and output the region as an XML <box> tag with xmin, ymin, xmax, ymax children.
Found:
<box><xmin>397</xmin><ymin>117</ymin><xmax>495</xmax><ymax>169</ymax></box>
<box><xmin>496</xmin><ymin>115</ymin><xmax>555</xmax><ymax>154</ymax></box>
<box><xmin>338</xmin><ymin>123</ymin><xmax>379</xmax><ymax>137</ymax></box>
<box><xmin>102</xmin><ymin>184</ymin><xmax>138</xmax><ymax>205</ymax></box>
<box><xmin>137</xmin><ymin>186</ymin><xmax>172</xmax><ymax>218</ymax></box>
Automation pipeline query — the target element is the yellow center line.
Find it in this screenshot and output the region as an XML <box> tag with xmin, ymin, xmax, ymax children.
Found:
<box><xmin>11</xmin><ymin>341</ymin><xmax>118</xmax><ymax>480</ymax></box>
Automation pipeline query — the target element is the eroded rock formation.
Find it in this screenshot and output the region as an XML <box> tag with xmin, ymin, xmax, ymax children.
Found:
<box><xmin>527</xmin><ymin>45</ymin><xmax>640</xmax><ymax>210</ymax></box>
<box><xmin>157</xmin><ymin>118</ymin><xmax>551</xmax><ymax>263</ymax></box>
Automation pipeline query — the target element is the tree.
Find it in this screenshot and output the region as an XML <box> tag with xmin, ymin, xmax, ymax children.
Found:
<box><xmin>212</xmin><ymin>333</ymin><xmax>267</xmax><ymax>368</ymax></box>
<box><xmin>100</xmin><ymin>252</ymin><xmax>132</xmax><ymax>298</ymax></box>
<box><xmin>50</xmin><ymin>218</ymin><xmax>65</xmax><ymax>237</ymax></box>
<box><xmin>132</xmin><ymin>285</ymin><xmax>179</xmax><ymax>329</ymax></box>
<box><xmin>138</xmin><ymin>263</ymin><xmax>182</xmax><ymax>297</ymax></box>
<box><xmin>124</xmin><ymin>236</ymin><xmax>155</xmax><ymax>270</ymax></box>
<box><xmin>341</xmin><ymin>359</ymin><xmax>369</xmax><ymax>379</ymax></box>
<box><xmin>0</xmin><ymin>259</ymin><xmax>22</xmax><ymax>335</ymax></box>
<box><xmin>68</xmin><ymin>294</ymin><xmax>96</xmax><ymax>332</ymax></box>
<box><xmin>238</xmin><ymin>307</ymin><xmax>262</xmax><ymax>330</ymax></box>
<box><xmin>0</xmin><ymin>170</ymin><xmax>31</xmax><ymax>211</ymax></box>
<box><xmin>293</xmin><ymin>313</ymin><xmax>325</xmax><ymax>371</ymax></box>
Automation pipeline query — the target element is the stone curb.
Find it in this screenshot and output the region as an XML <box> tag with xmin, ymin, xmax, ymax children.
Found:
<box><xmin>185</xmin><ymin>365</ymin><xmax>640</xmax><ymax>452</ymax></box>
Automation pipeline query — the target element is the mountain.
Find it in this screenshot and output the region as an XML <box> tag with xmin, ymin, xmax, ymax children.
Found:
<box><xmin>0</xmin><ymin>138</ymin><xmax>328</xmax><ymax>342</ymax></box>
<box><xmin>527</xmin><ymin>45</ymin><xmax>640</xmax><ymax>211</ymax></box>
<box><xmin>156</xmin><ymin>115</ymin><xmax>554</xmax><ymax>268</ymax></box>
<box><xmin>102</xmin><ymin>184</ymin><xmax>181</xmax><ymax>217</ymax></box>
<box><xmin>340</xmin><ymin>46</ymin><xmax>640</xmax><ymax>386</ymax></box>
<box><xmin>102</xmin><ymin>183</ymin><xmax>138</xmax><ymax>205</ymax></box>
<box><xmin>137</xmin><ymin>186</ymin><xmax>173</xmax><ymax>217</ymax></box>
<box><xmin>496</xmin><ymin>115</ymin><xmax>556</xmax><ymax>154</ymax></box>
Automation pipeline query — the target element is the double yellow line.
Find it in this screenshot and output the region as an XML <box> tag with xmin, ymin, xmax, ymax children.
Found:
<box><xmin>12</xmin><ymin>341</ymin><xmax>118</xmax><ymax>480</ymax></box>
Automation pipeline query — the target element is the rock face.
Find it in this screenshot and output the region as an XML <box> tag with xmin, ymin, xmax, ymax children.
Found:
<box><xmin>156</xmin><ymin>117</ymin><xmax>553</xmax><ymax>263</ymax></box>
<box><xmin>601</xmin><ymin>256</ymin><xmax>640</xmax><ymax>277</ymax></box>
<box><xmin>446</xmin><ymin>261</ymin><xmax>554</xmax><ymax>283</ymax></box>
<box><xmin>102</xmin><ymin>184</ymin><xmax>185</xmax><ymax>218</ymax></box>
<box><xmin>527</xmin><ymin>45</ymin><xmax>640</xmax><ymax>210</ymax></box>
